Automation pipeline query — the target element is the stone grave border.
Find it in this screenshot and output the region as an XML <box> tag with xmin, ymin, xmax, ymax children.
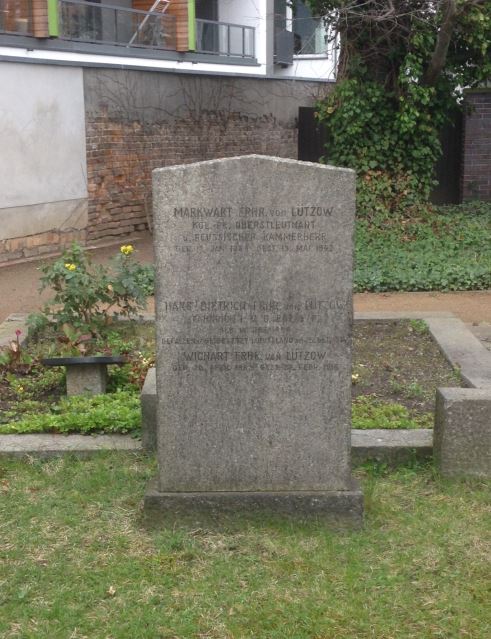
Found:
<box><xmin>1</xmin><ymin>311</ymin><xmax>490</xmax><ymax>472</ymax></box>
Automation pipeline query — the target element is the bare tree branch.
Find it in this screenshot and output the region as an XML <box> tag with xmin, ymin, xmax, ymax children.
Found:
<box><xmin>423</xmin><ymin>0</ymin><xmax>458</xmax><ymax>85</ymax></box>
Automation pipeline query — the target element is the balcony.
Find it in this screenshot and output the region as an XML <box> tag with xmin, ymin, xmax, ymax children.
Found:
<box><xmin>0</xmin><ymin>1</ymin><xmax>257</xmax><ymax>62</ymax></box>
<box><xmin>0</xmin><ymin>0</ymin><xmax>33</xmax><ymax>35</ymax></box>
<box><xmin>59</xmin><ymin>0</ymin><xmax>176</xmax><ymax>50</ymax></box>
<box><xmin>195</xmin><ymin>18</ymin><xmax>254</xmax><ymax>59</ymax></box>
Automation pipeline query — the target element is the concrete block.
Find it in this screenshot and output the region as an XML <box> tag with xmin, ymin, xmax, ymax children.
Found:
<box><xmin>0</xmin><ymin>434</ymin><xmax>141</xmax><ymax>458</ymax></box>
<box><xmin>140</xmin><ymin>362</ymin><xmax>434</xmax><ymax>469</ymax></box>
<box><xmin>351</xmin><ymin>429</ymin><xmax>433</xmax><ymax>466</ymax></box>
<box><xmin>66</xmin><ymin>364</ymin><xmax>107</xmax><ymax>396</ymax></box>
<box><xmin>0</xmin><ymin>314</ymin><xmax>28</xmax><ymax>349</ymax></box>
<box><xmin>426</xmin><ymin>317</ymin><xmax>491</xmax><ymax>388</ymax></box>
<box><xmin>434</xmin><ymin>388</ymin><xmax>491</xmax><ymax>478</ymax></box>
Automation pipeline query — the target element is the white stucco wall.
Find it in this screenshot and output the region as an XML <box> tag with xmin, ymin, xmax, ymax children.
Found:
<box><xmin>0</xmin><ymin>44</ymin><xmax>268</xmax><ymax>77</ymax></box>
<box><xmin>0</xmin><ymin>0</ymin><xmax>336</xmax><ymax>80</ymax></box>
<box><xmin>275</xmin><ymin>55</ymin><xmax>336</xmax><ymax>80</ymax></box>
<box><xmin>218</xmin><ymin>0</ymin><xmax>261</xmax><ymax>29</ymax></box>
<box><xmin>0</xmin><ymin>62</ymin><xmax>88</xmax><ymax>241</ymax></box>
<box><xmin>275</xmin><ymin>1</ymin><xmax>336</xmax><ymax>80</ymax></box>
<box><xmin>0</xmin><ymin>62</ymin><xmax>87</xmax><ymax>209</ymax></box>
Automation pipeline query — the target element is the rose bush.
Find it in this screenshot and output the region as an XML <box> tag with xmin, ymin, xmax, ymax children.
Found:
<box><xmin>27</xmin><ymin>242</ymin><xmax>154</xmax><ymax>337</ymax></box>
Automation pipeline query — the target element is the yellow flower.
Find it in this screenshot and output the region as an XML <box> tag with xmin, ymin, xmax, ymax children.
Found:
<box><xmin>351</xmin><ymin>373</ymin><xmax>360</xmax><ymax>384</ymax></box>
<box><xmin>64</xmin><ymin>263</ymin><xmax>77</xmax><ymax>271</ymax></box>
<box><xmin>120</xmin><ymin>244</ymin><xmax>134</xmax><ymax>256</ymax></box>
<box><xmin>17</xmin><ymin>386</ymin><xmax>24</xmax><ymax>393</ymax></box>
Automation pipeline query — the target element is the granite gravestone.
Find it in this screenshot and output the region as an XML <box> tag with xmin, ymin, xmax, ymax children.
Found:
<box><xmin>145</xmin><ymin>155</ymin><xmax>363</xmax><ymax>526</ymax></box>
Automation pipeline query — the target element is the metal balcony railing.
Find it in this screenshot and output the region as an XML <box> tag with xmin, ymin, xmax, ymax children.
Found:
<box><xmin>59</xmin><ymin>0</ymin><xmax>176</xmax><ymax>50</ymax></box>
<box><xmin>195</xmin><ymin>18</ymin><xmax>255</xmax><ymax>59</ymax></box>
<box><xmin>0</xmin><ymin>0</ymin><xmax>33</xmax><ymax>35</ymax></box>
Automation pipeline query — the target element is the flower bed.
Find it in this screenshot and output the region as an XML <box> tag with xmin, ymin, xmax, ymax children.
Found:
<box><xmin>1</xmin><ymin>317</ymin><xmax>462</xmax><ymax>434</ymax></box>
<box><xmin>0</xmin><ymin>242</ymin><xmax>155</xmax><ymax>434</ymax></box>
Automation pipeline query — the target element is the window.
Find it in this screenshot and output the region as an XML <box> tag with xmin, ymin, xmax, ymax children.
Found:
<box><xmin>195</xmin><ymin>0</ymin><xmax>217</xmax><ymax>21</ymax></box>
<box><xmin>292</xmin><ymin>0</ymin><xmax>328</xmax><ymax>56</ymax></box>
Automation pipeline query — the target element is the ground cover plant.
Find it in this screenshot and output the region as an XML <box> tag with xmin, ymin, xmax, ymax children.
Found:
<box><xmin>1</xmin><ymin>392</ymin><xmax>140</xmax><ymax>435</ymax></box>
<box><xmin>0</xmin><ymin>452</ymin><xmax>489</xmax><ymax>638</ymax></box>
<box><xmin>354</xmin><ymin>203</ymin><xmax>491</xmax><ymax>292</ymax></box>
<box><xmin>304</xmin><ymin>1</ymin><xmax>491</xmax><ymax>294</ymax></box>
<box><xmin>0</xmin><ymin>319</ymin><xmax>461</xmax><ymax>434</ymax></box>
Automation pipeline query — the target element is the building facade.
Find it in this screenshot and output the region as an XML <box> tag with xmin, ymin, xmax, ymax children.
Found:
<box><xmin>2</xmin><ymin>1</ymin><xmax>485</xmax><ymax>265</ymax></box>
<box><xmin>0</xmin><ymin>0</ymin><xmax>337</xmax><ymax>264</ymax></box>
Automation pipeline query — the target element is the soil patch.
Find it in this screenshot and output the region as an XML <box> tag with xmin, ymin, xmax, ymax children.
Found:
<box><xmin>353</xmin><ymin>319</ymin><xmax>462</xmax><ymax>415</ymax></box>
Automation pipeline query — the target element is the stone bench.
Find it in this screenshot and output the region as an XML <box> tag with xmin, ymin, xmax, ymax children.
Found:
<box><xmin>42</xmin><ymin>355</ymin><xmax>126</xmax><ymax>396</ymax></box>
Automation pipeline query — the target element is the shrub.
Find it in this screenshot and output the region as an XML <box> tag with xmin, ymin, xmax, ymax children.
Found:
<box><xmin>27</xmin><ymin>243</ymin><xmax>154</xmax><ymax>337</ymax></box>
<box><xmin>0</xmin><ymin>329</ymin><xmax>32</xmax><ymax>371</ymax></box>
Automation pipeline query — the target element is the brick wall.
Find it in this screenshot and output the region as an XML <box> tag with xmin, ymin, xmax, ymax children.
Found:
<box><xmin>462</xmin><ymin>91</ymin><xmax>491</xmax><ymax>201</ymax></box>
<box><xmin>0</xmin><ymin>229</ymin><xmax>86</xmax><ymax>265</ymax></box>
<box><xmin>85</xmin><ymin>109</ymin><xmax>298</xmax><ymax>242</ymax></box>
<box><xmin>0</xmin><ymin>68</ymin><xmax>323</xmax><ymax>266</ymax></box>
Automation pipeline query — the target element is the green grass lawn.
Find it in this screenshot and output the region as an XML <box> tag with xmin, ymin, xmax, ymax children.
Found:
<box><xmin>1</xmin><ymin>453</ymin><xmax>489</xmax><ymax>638</ymax></box>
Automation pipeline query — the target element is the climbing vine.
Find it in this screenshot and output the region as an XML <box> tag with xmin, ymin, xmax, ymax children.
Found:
<box><xmin>308</xmin><ymin>1</ymin><xmax>491</xmax><ymax>218</ymax></box>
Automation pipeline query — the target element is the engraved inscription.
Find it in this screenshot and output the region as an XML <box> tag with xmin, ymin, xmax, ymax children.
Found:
<box><xmin>172</xmin><ymin>204</ymin><xmax>335</xmax><ymax>254</ymax></box>
<box><xmin>163</xmin><ymin>199</ymin><xmax>349</xmax><ymax>376</ymax></box>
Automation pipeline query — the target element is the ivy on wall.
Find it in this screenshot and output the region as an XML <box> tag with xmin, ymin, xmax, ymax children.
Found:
<box><xmin>308</xmin><ymin>1</ymin><xmax>491</xmax><ymax>217</ymax></box>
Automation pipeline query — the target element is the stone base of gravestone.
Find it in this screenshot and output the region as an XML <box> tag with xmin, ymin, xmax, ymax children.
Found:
<box><xmin>144</xmin><ymin>480</ymin><xmax>363</xmax><ymax>526</ymax></box>
<box><xmin>145</xmin><ymin>155</ymin><xmax>363</xmax><ymax>527</ymax></box>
